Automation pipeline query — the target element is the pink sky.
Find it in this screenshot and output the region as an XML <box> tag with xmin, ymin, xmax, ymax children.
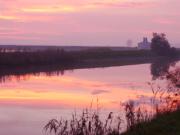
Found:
<box><xmin>0</xmin><ymin>0</ymin><xmax>180</xmax><ymax>46</ymax></box>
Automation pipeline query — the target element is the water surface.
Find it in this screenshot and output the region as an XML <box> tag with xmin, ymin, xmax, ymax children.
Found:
<box><xmin>0</xmin><ymin>61</ymin><xmax>178</xmax><ymax>135</ymax></box>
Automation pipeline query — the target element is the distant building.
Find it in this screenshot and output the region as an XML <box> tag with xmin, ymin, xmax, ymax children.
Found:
<box><xmin>138</xmin><ymin>37</ymin><xmax>151</xmax><ymax>50</ymax></box>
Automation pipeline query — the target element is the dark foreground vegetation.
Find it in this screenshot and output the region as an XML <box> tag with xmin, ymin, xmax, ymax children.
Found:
<box><xmin>44</xmin><ymin>67</ymin><xmax>180</xmax><ymax>135</ymax></box>
<box><xmin>122</xmin><ymin>109</ymin><xmax>180</xmax><ymax>135</ymax></box>
<box><xmin>44</xmin><ymin>99</ymin><xmax>180</xmax><ymax>135</ymax></box>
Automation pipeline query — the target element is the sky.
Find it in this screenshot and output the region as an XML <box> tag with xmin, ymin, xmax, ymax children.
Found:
<box><xmin>0</xmin><ymin>0</ymin><xmax>180</xmax><ymax>46</ymax></box>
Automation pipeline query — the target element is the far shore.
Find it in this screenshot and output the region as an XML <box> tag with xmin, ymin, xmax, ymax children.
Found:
<box><xmin>0</xmin><ymin>47</ymin><xmax>180</xmax><ymax>80</ymax></box>
<box><xmin>0</xmin><ymin>54</ymin><xmax>179</xmax><ymax>79</ymax></box>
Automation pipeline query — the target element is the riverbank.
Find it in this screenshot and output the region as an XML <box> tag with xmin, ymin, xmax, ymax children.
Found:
<box><xmin>0</xmin><ymin>49</ymin><xmax>154</xmax><ymax>66</ymax></box>
<box><xmin>121</xmin><ymin>109</ymin><xmax>180</xmax><ymax>135</ymax></box>
<box><xmin>0</xmin><ymin>49</ymin><xmax>180</xmax><ymax>79</ymax></box>
<box><xmin>0</xmin><ymin>55</ymin><xmax>179</xmax><ymax>78</ymax></box>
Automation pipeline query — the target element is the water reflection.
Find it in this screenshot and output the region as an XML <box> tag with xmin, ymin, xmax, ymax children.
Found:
<box><xmin>43</xmin><ymin>66</ymin><xmax>180</xmax><ymax>135</ymax></box>
<box><xmin>0</xmin><ymin>58</ymin><xmax>179</xmax><ymax>83</ymax></box>
<box><xmin>0</xmin><ymin>67</ymin><xmax>68</xmax><ymax>83</ymax></box>
<box><xmin>0</xmin><ymin>60</ymin><xmax>179</xmax><ymax>135</ymax></box>
<box><xmin>150</xmin><ymin>58</ymin><xmax>177</xmax><ymax>80</ymax></box>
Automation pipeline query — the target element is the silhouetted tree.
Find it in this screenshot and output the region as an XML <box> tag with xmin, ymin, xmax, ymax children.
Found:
<box><xmin>151</xmin><ymin>33</ymin><xmax>176</xmax><ymax>57</ymax></box>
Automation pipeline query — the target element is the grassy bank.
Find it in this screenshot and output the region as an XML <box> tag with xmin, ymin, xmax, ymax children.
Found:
<box><xmin>0</xmin><ymin>49</ymin><xmax>179</xmax><ymax>67</ymax></box>
<box><xmin>122</xmin><ymin>110</ymin><xmax>180</xmax><ymax>135</ymax></box>
<box><xmin>0</xmin><ymin>57</ymin><xmax>161</xmax><ymax>83</ymax></box>
<box><xmin>44</xmin><ymin>103</ymin><xmax>180</xmax><ymax>135</ymax></box>
<box><xmin>0</xmin><ymin>49</ymin><xmax>156</xmax><ymax>78</ymax></box>
<box><xmin>0</xmin><ymin>49</ymin><xmax>154</xmax><ymax>66</ymax></box>
<box><xmin>0</xmin><ymin>49</ymin><xmax>179</xmax><ymax>82</ymax></box>
<box><xmin>44</xmin><ymin>105</ymin><xmax>180</xmax><ymax>135</ymax></box>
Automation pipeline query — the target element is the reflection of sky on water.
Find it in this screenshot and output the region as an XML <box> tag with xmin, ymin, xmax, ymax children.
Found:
<box><xmin>0</xmin><ymin>62</ymin><xmax>179</xmax><ymax>135</ymax></box>
<box><xmin>0</xmin><ymin>64</ymin><xmax>153</xmax><ymax>108</ymax></box>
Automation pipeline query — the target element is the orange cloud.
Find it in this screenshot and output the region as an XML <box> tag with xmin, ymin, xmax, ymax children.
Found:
<box><xmin>19</xmin><ymin>1</ymin><xmax>154</xmax><ymax>14</ymax></box>
<box><xmin>21</xmin><ymin>5</ymin><xmax>77</xmax><ymax>13</ymax></box>
<box><xmin>0</xmin><ymin>0</ymin><xmax>155</xmax><ymax>24</ymax></box>
<box><xmin>0</xmin><ymin>15</ymin><xmax>18</xmax><ymax>20</ymax></box>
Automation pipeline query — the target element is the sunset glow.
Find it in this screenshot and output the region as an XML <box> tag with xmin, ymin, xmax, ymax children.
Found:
<box><xmin>0</xmin><ymin>0</ymin><xmax>179</xmax><ymax>46</ymax></box>
<box><xmin>0</xmin><ymin>1</ymin><xmax>180</xmax><ymax>134</ymax></box>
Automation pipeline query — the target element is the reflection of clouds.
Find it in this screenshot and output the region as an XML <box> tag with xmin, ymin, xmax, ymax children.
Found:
<box><xmin>91</xmin><ymin>89</ymin><xmax>110</xmax><ymax>95</ymax></box>
<box><xmin>129</xmin><ymin>83</ymin><xmax>144</xmax><ymax>90</ymax></box>
<box><xmin>104</xmin><ymin>82</ymin><xmax>149</xmax><ymax>91</ymax></box>
<box><xmin>89</xmin><ymin>81</ymin><xmax>149</xmax><ymax>90</ymax></box>
<box><xmin>124</xmin><ymin>95</ymin><xmax>160</xmax><ymax>108</ymax></box>
<box><xmin>121</xmin><ymin>95</ymin><xmax>153</xmax><ymax>106</ymax></box>
<box><xmin>0</xmin><ymin>75</ymin><xmax>150</xmax><ymax>94</ymax></box>
<box><xmin>136</xmin><ymin>95</ymin><xmax>153</xmax><ymax>104</ymax></box>
<box><xmin>0</xmin><ymin>65</ymin><xmax>154</xmax><ymax>112</ymax></box>
<box><xmin>110</xmin><ymin>100</ymin><xmax>120</xmax><ymax>105</ymax></box>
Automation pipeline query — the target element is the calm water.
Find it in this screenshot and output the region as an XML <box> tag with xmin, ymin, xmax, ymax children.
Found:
<box><xmin>0</xmin><ymin>61</ymin><xmax>179</xmax><ymax>135</ymax></box>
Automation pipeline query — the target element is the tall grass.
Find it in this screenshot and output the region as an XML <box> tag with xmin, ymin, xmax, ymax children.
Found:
<box><xmin>44</xmin><ymin>100</ymin><xmax>179</xmax><ymax>135</ymax></box>
<box><xmin>44</xmin><ymin>109</ymin><xmax>123</xmax><ymax>135</ymax></box>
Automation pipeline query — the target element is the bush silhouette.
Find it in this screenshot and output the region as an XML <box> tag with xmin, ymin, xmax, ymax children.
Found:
<box><xmin>151</xmin><ymin>33</ymin><xmax>177</xmax><ymax>57</ymax></box>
